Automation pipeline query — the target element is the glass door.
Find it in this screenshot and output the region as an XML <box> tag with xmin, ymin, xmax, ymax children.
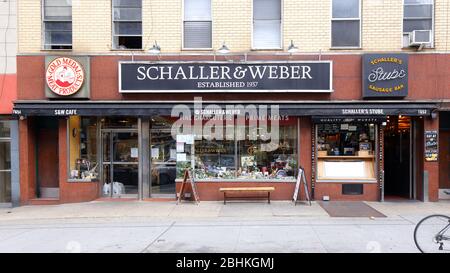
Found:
<box><xmin>102</xmin><ymin>130</ymin><xmax>139</xmax><ymax>198</ymax></box>
<box><xmin>150</xmin><ymin>119</ymin><xmax>177</xmax><ymax>197</ymax></box>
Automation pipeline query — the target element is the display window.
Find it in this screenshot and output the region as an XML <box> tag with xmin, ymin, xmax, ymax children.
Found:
<box><xmin>68</xmin><ymin>117</ymin><xmax>99</xmax><ymax>181</ymax></box>
<box><xmin>190</xmin><ymin>119</ymin><xmax>298</xmax><ymax>181</ymax></box>
<box><xmin>316</xmin><ymin>122</ymin><xmax>377</xmax><ymax>182</ymax></box>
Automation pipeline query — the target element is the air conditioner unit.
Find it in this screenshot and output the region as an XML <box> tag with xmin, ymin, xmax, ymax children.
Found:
<box><xmin>409</xmin><ymin>30</ymin><xmax>432</xmax><ymax>46</ymax></box>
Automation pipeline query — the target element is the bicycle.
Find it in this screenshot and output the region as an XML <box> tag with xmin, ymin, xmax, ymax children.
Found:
<box><xmin>414</xmin><ymin>214</ymin><xmax>450</xmax><ymax>253</ymax></box>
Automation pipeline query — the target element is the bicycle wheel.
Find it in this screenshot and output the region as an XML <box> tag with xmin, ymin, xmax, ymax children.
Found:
<box><xmin>414</xmin><ymin>214</ymin><xmax>450</xmax><ymax>253</ymax></box>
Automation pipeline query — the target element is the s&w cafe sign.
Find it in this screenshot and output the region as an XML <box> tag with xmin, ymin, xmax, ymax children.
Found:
<box><xmin>362</xmin><ymin>54</ymin><xmax>409</xmax><ymax>98</ymax></box>
<box><xmin>119</xmin><ymin>62</ymin><xmax>333</xmax><ymax>93</ymax></box>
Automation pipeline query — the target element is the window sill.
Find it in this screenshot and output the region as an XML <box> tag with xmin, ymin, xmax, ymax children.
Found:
<box><xmin>110</xmin><ymin>48</ymin><xmax>145</xmax><ymax>52</ymax></box>
<box><xmin>176</xmin><ymin>179</ymin><xmax>296</xmax><ymax>183</ymax></box>
<box><xmin>41</xmin><ymin>49</ymin><xmax>73</xmax><ymax>52</ymax></box>
<box><xmin>330</xmin><ymin>47</ymin><xmax>362</xmax><ymax>50</ymax></box>
<box><xmin>67</xmin><ymin>178</ymin><xmax>99</xmax><ymax>183</ymax></box>
<box><xmin>181</xmin><ymin>48</ymin><xmax>214</xmax><ymax>51</ymax></box>
<box><xmin>316</xmin><ymin>179</ymin><xmax>377</xmax><ymax>183</ymax></box>
<box><xmin>251</xmin><ymin>48</ymin><xmax>284</xmax><ymax>51</ymax></box>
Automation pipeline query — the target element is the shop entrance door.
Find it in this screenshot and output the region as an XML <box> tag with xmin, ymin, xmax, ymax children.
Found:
<box><xmin>439</xmin><ymin>112</ymin><xmax>450</xmax><ymax>200</ymax></box>
<box><xmin>150</xmin><ymin>121</ymin><xmax>177</xmax><ymax>197</ymax></box>
<box><xmin>384</xmin><ymin>116</ymin><xmax>413</xmax><ymax>199</ymax></box>
<box><xmin>102</xmin><ymin>130</ymin><xmax>139</xmax><ymax>198</ymax></box>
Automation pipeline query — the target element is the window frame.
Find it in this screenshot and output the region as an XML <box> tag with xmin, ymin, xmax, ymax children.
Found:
<box><xmin>402</xmin><ymin>0</ymin><xmax>435</xmax><ymax>48</ymax></box>
<box><xmin>111</xmin><ymin>0</ymin><xmax>144</xmax><ymax>51</ymax></box>
<box><xmin>251</xmin><ymin>0</ymin><xmax>283</xmax><ymax>50</ymax></box>
<box><xmin>185</xmin><ymin>118</ymin><xmax>299</xmax><ymax>182</ymax></box>
<box><xmin>182</xmin><ymin>0</ymin><xmax>213</xmax><ymax>51</ymax></box>
<box><xmin>330</xmin><ymin>0</ymin><xmax>362</xmax><ymax>50</ymax></box>
<box><xmin>41</xmin><ymin>0</ymin><xmax>73</xmax><ymax>51</ymax></box>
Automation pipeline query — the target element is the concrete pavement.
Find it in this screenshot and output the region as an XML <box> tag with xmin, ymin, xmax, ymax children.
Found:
<box><xmin>0</xmin><ymin>200</ymin><xmax>449</xmax><ymax>253</ymax></box>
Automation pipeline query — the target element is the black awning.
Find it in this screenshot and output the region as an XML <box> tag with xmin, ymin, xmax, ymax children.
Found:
<box><xmin>12</xmin><ymin>101</ymin><xmax>437</xmax><ymax>117</ymax></box>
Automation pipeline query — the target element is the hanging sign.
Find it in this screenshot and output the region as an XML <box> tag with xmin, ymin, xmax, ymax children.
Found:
<box><xmin>362</xmin><ymin>54</ymin><xmax>408</xmax><ymax>98</ymax></box>
<box><xmin>425</xmin><ymin>130</ymin><xmax>438</xmax><ymax>161</ymax></box>
<box><xmin>119</xmin><ymin>61</ymin><xmax>333</xmax><ymax>93</ymax></box>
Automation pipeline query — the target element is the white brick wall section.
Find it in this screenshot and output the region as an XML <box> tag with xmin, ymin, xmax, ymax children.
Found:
<box><xmin>17</xmin><ymin>0</ymin><xmax>450</xmax><ymax>54</ymax></box>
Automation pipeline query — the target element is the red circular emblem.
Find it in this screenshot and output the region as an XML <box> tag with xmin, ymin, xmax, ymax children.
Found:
<box><xmin>46</xmin><ymin>57</ymin><xmax>85</xmax><ymax>96</ymax></box>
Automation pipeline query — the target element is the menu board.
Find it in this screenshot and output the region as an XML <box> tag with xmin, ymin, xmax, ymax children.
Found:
<box><xmin>425</xmin><ymin>131</ymin><xmax>438</xmax><ymax>162</ymax></box>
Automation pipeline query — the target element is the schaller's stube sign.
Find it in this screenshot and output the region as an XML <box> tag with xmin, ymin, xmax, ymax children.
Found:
<box><xmin>362</xmin><ymin>54</ymin><xmax>408</xmax><ymax>98</ymax></box>
<box><xmin>119</xmin><ymin>62</ymin><xmax>333</xmax><ymax>93</ymax></box>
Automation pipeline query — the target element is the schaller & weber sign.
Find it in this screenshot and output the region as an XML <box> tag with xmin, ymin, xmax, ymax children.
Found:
<box><xmin>119</xmin><ymin>62</ymin><xmax>333</xmax><ymax>93</ymax></box>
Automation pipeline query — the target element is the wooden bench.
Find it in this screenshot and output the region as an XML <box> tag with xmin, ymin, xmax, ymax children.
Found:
<box><xmin>219</xmin><ymin>187</ymin><xmax>275</xmax><ymax>204</ymax></box>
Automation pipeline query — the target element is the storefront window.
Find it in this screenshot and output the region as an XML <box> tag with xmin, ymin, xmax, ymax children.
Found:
<box><xmin>0</xmin><ymin>120</ymin><xmax>11</xmax><ymax>203</ymax></box>
<box><xmin>68</xmin><ymin>117</ymin><xmax>99</xmax><ymax>181</ymax></box>
<box><xmin>316</xmin><ymin>122</ymin><xmax>377</xmax><ymax>181</ymax></box>
<box><xmin>237</xmin><ymin>125</ymin><xmax>297</xmax><ymax>180</ymax></box>
<box><xmin>188</xmin><ymin>120</ymin><xmax>298</xmax><ymax>181</ymax></box>
<box><xmin>0</xmin><ymin>121</ymin><xmax>10</xmax><ymax>138</ymax></box>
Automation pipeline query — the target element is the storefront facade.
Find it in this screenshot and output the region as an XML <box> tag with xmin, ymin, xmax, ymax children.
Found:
<box><xmin>13</xmin><ymin>52</ymin><xmax>448</xmax><ymax>205</ymax></box>
<box><xmin>15</xmin><ymin>0</ymin><xmax>450</xmax><ymax>205</ymax></box>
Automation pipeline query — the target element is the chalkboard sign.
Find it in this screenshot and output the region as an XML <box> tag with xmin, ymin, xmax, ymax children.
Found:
<box><xmin>425</xmin><ymin>130</ymin><xmax>438</xmax><ymax>162</ymax></box>
<box><xmin>177</xmin><ymin>169</ymin><xmax>200</xmax><ymax>205</ymax></box>
<box><xmin>293</xmin><ymin>167</ymin><xmax>311</xmax><ymax>206</ymax></box>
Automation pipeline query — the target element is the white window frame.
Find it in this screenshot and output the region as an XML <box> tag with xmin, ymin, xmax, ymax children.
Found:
<box><xmin>251</xmin><ymin>0</ymin><xmax>283</xmax><ymax>50</ymax></box>
<box><xmin>402</xmin><ymin>0</ymin><xmax>435</xmax><ymax>48</ymax></box>
<box><xmin>330</xmin><ymin>0</ymin><xmax>362</xmax><ymax>49</ymax></box>
<box><xmin>41</xmin><ymin>0</ymin><xmax>73</xmax><ymax>50</ymax></box>
<box><xmin>182</xmin><ymin>0</ymin><xmax>213</xmax><ymax>51</ymax></box>
<box><xmin>111</xmin><ymin>0</ymin><xmax>143</xmax><ymax>50</ymax></box>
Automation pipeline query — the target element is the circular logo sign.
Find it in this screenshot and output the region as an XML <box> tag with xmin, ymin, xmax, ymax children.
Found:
<box><xmin>46</xmin><ymin>57</ymin><xmax>85</xmax><ymax>96</ymax></box>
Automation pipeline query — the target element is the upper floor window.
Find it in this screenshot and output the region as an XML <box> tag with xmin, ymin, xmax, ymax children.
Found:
<box><xmin>253</xmin><ymin>0</ymin><xmax>281</xmax><ymax>49</ymax></box>
<box><xmin>331</xmin><ymin>0</ymin><xmax>361</xmax><ymax>48</ymax></box>
<box><xmin>43</xmin><ymin>0</ymin><xmax>72</xmax><ymax>50</ymax></box>
<box><xmin>403</xmin><ymin>0</ymin><xmax>434</xmax><ymax>47</ymax></box>
<box><xmin>112</xmin><ymin>0</ymin><xmax>142</xmax><ymax>50</ymax></box>
<box><xmin>183</xmin><ymin>0</ymin><xmax>212</xmax><ymax>49</ymax></box>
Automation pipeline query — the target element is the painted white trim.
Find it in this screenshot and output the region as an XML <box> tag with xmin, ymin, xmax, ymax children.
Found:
<box><xmin>111</xmin><ymin>0</ymin><xmax>143</xmax><ymax>50</ymax></box>
<box><xmin>330</xmin><ymin>0</ymin><xmax>362</xmax><ymax>49</ymax></box>
<box><xmin>41</xmin><ymin>0</ymin><xmax>73</xmax><ymax>51</ymax></box>
<box><xmin>251</xmin><ymin>0</ymin><xmax>283</xmax><ymax>50</ymax></box>
<box><xmin>401</xmin><ymin>0</ymin><xmax>435</xmax><ymax>48</ymax></box>
<box><xmin>181</xmin><ymin>0</ymin><xmax>213</xmax><ymax>50</ymax></box>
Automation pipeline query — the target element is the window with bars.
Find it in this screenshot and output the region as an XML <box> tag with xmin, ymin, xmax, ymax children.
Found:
<box><xmin>331</xmin><ymin>0</ymin><xmax>361</xmax><ymax>48</ymax></box>
<box><xmin>253</xmin><ymin>0</ymin><xmax>281</xmax><ymax>49</ymax></box>
<box><xmin>183</xmin><ymin>0</ymin><xmax>212</xmax><ymax>49</ymax></box>
<box><xmin>43</xmin><ymin>0</ymin><xmax>72</xmax><ymax>50</ymax></box>
<box><xmin>112</xmin><ymin>0</ymin><xmax>143</xmax><ymax>50</ymax></box>
<box><xmin>403</xmin><ymin>0</ymin><xmax>434</xmax><ymax>47</ymax></box>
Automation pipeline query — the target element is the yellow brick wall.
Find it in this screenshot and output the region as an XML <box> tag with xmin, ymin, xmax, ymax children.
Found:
<box><xmin>435</xmin><ymin>0</ymin><xmax>450</xmax><ymax>51</ymax></box>
<box><xmin>18</xmin><ymin>0</ymin><xmax>41</xmax><ymax>53</ymax></box>
<box><xmin>17</xmin><ymin>0</ymin><xmax>450</xmax><ymax>54</ymax></box>
<box><xmin>284</xmin><ymin>0</ymin><xmax>330</xmax><ymax>53</ymax></box>
<box><xmin>72</xmin><ymin>0</ymin><xmax>111</xmax><ymax>52</ymax></box>
<box><xmin>212</xmin><ymin>0</ymin><xmax>252</xmax><ymax>51</ymax></box>
<box><xmin>362</xmin><ymin>0</ymin><xmax>403</xmax><ymax>51</ymax></box>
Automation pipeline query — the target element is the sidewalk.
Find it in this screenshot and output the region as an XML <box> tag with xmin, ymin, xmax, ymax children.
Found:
<box><xmin>0</xmin><ymin>201</ymin><xmax>449</xmax><ymax>253</ymax></box>
<box><xmin>1</xmin><ymin>200</ymin><xmax>449</xmax><ymax>222</ymax></box>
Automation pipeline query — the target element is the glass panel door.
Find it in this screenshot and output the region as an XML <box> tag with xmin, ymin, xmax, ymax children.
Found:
<box><xmin>0</xmin><ymin>141</ymin><xmax>11</xmax><ymax>203</ymax></box>
<box><xmin>102</xmin><ymin>131</ymin><xmax>139</xmax><ymax>198</ymax></box>
<box><xmin>150</xmin><ymin>120</ymin><xmax>176</xmax><ymax>197</ymax></box>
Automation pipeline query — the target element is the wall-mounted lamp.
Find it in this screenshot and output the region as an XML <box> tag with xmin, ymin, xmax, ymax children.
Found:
<box><xmin>148</xmin><ymin>41</ymin><xmax>161</xmax><ymax>54</ymax></box>
<box><xmin>217</xmin><ymin>42</ymin><xmax>230</xmax><ymax>54</ymax></box>
<box><xmin>287</xmin><ymin>40</ymin><xmax>299</xmax><ymax>53</ymax></box>
<box><xmin>431</xmin><ymin>110</ymin><xmax>438</xmax><ymax>119</ymax></box>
